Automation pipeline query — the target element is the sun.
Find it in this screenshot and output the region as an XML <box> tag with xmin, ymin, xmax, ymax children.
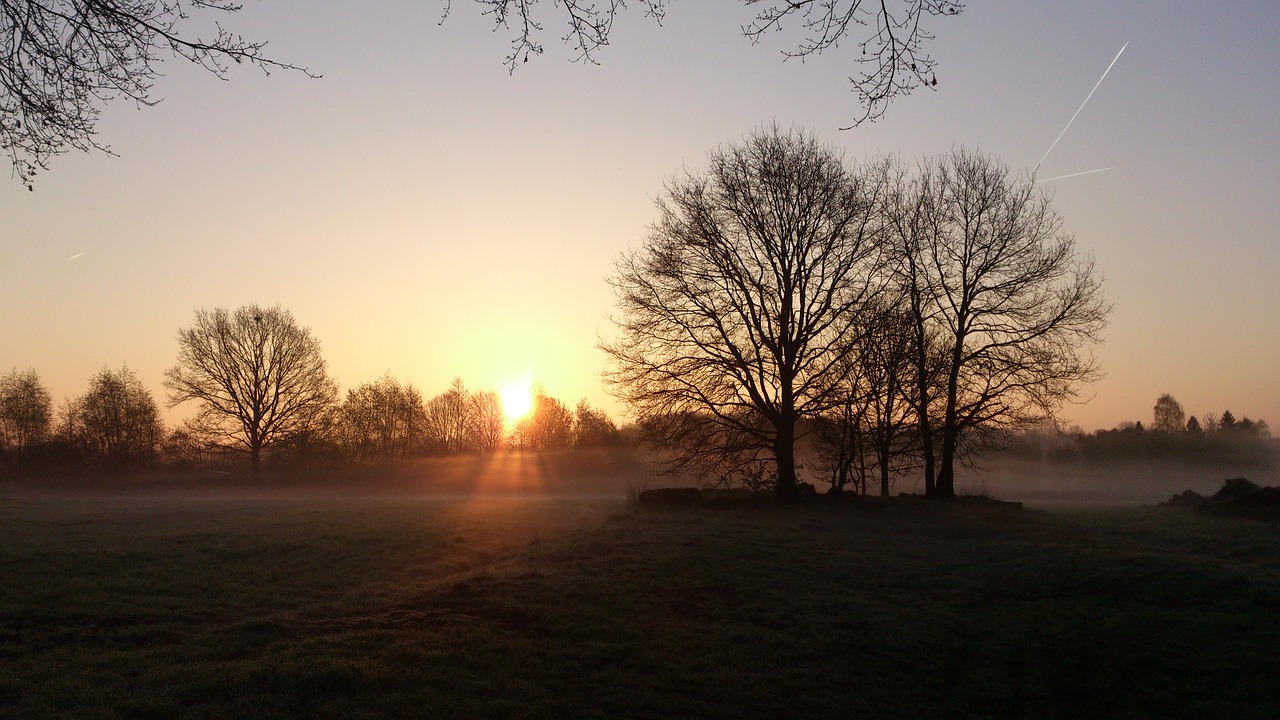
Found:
<box><xmin>500</xmin><ymin>380</ymin><xmax>534</xmax><ymax>422</ymax></box>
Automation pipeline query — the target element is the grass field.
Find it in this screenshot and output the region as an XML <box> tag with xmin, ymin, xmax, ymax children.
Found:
<box><xmin>2</xmin><ymin>493</ymin><xmax>1278</xmax><ymax>719</ymax></box>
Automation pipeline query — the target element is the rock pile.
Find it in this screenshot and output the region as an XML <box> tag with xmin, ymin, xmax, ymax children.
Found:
<box><xmin>637</xmin><ymin>487</ymin><xmax>703</xmax><ymax>506</ymax></box>
<box><xmin>1161</xmin><ymin>478</ymin><xmax>1280</xmax><ymax>522</ymax></box>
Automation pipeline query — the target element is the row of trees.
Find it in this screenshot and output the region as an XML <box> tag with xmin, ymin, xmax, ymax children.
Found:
<box><xmin>1005</xmin><ymin>408</ymin><xmax>1275</xmax><ymax>470</ymax></box>
<box><xmin>1</xmin><ymin>310</ymin><xmax>619</xmax><ymax>475</ymax></box>
<box><xmin>603</xmin><ymin>126</ymin><xmax>1110</xmax><ymax>499</ymax></box>
<box><xmin>0</xmin><ymin>366</ymin><xmax>164</xmax><ymax>470</ymax></box>
<box><xmin>1151</xmin><ymin>393</ymin><xmax>1270</xmax><ymax>436</ymax></box>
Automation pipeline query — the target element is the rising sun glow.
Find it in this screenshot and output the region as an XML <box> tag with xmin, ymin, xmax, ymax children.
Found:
<box><xmin>500</xmin><ymin>380</ymin><xmax>534</xmax><ymax>422</ymax></box>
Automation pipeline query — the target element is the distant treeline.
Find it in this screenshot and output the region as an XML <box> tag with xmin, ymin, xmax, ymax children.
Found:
<box><xmin>0</xmin><ymin>366</ymin><xmax>624</xmax><ymax>478</ymax></box>
<box><xmin>1004</xmin><ymin>394</ymin><xmax>1276</xmax><ymax>469</ymax></box>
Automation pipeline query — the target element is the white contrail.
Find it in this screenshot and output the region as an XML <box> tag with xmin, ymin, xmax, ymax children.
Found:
<box><xmin>1035</xmin><ymin>42</ymin><xmax>1129</xmax><ymax>175</ymax></box>
<box><xmin>1035</xmin><ymin>167</ymin><xmax>1115</xmax><ymax>183</ymax></box>
<box><xmin>65</xmin><ymin>252</ymin><xmax>83</xmax><ymax>261</ymax></box>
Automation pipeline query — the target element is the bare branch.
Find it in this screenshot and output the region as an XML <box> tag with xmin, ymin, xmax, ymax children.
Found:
<box><xmin>1</xmin><ymin>0</ymin><xmax>314</xmax><ymax>186</ymax></box>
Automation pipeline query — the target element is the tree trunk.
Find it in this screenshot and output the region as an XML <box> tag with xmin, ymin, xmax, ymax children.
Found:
<box><xmin>933</xmin><ymin>427</ymin><xmax>958</xmax><ymax>498</ymax></box>
<box><xmin>250</xmin><ymin>443</ymin><xmax>261</xmax><ymax>476</ymax></box>
<box><xmin>774</xmin><ymin>423</ymin><xmax>799</xmax><ymax>500</ymax></box>
<box><xmin>917</xmin><ymin>409</ymin><xmax>936</xmax><ymax>495</ymax></box>
<box><xmin>879</xmin><ymin>456</ymin><xmax>891</xmax><ymax>497</ymax></box>
<box><xmin>929</xmin><ymin>332</ymin><xmax>964</xmax><ymax>499</ymax></box>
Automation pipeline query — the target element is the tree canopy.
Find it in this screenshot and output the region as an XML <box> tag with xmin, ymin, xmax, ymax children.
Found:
<box><xmin>607</xmin><ymin>132</ymin><xmax>1110</xmax><ymax>499</ymax></box>
<box><xmin>603</xmin><ymin>125</ymin><xmax>889</xmax><ymax>498</ymax></box>
<box><xmin>165</xmin><ymin>304</ymin><xmax>339</xmax><ymax>474</ymax></box>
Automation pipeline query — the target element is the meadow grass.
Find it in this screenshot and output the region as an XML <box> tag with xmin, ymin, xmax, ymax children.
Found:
<box><xmin>1</xmin><ymin>494</ymin><xmax>1278</xmax><ymax>719</ymax></box>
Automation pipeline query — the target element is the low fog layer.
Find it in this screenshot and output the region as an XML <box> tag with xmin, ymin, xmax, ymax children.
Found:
<box><xmin>955</xmin><ymin>456</ymin><xmax>1280</xmax><ymax>507</ymax></box>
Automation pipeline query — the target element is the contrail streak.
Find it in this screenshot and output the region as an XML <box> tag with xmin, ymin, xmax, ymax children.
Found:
<box><xmin>65</xmin><ymin>252</ymin><xmax>83</xmax><ymax>261</ymax></box>
<box><xmin>1035</xmin><ymin>42</ymin><xmax>1128</xmax><ymax>175</ymax></box>
<box><xmin>1035</xmin><ymin>167</ymin><xmax>1114</xmax><ymax>183</ymax></box>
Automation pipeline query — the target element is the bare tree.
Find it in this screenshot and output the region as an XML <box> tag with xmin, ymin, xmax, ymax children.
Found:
<box><xmin>856</xmin><ymin>302</ymin><xmax>920</xmax><ymax>496</ymax></box>
<box><xmin>338</xmin><ymin>373</ymin><xmax>426</xmax><ymax>463</ymax></box>
<box><xmin>812</xmin><ymin>299</ymin><xmax>920</xmax><ymax>496</ymax></box>
<box><xmin>468</xmin><ymin>389</ymin><xmax>507</xmax><ymax>451</ymax></box>
<box><xmin>164</xmin><ymin>304</ymin><xmax>338</xmax><ymax>475</ymax></box>
<box><xmin>0</xmin><ymin>367</ymin><xmax>53</xmax><ymax>467</ymax></box>
<box><xmin>61</xmin><ymin>364</ymin><xmax>164</xmax><ymax>468</ymax></box>
<box><xmin>573</xmin><ymin>399</ymin><xmax>619</xmax><ymax>446</ymax></box>
<box><xmin>1</xmin><ymin>0</ymin><xmax>311</xmax><ymax>187</ymax></box>
<box><xmin>514</xmin><ymin>387</ymin><xmax>575</xmax><ymax>450</ymax></box>
<box><xmin>896</xmin><ymin>149</ymin><xmax>1110</xmax><ymax>497</ymax></box>
<box><xmin>453</xmin><ymin>0</ymin><xmax>961</xmax><ymax>126</ymax></box>
<box><xmin>1152</xmin><ymin>393</ymin><xmax>1186</xmax><ymax>434</ymax></box>
<box><xmin>423</xmin><ymin>378</ymin><xmax>475</xmax><ymax>454</ymax></box>
<box><xmin>602</xmin><ymin>125</ymin><xmax>890</xmax><ymax>498</ymax></box>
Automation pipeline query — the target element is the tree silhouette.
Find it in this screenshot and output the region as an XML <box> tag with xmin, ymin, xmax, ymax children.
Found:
<box><xmin>1152</xmin><ymin>394</ymin><xmax>1186</xmax><ymax>433</ymax></box>
<box><xmin>1</xmin><ymin>0</ymin><xmax>311</xmax><ymax>187</ymax></box>
<box><xmin>165</xmin><ymin>305</ymin><xmax>338</xmax><ymax>475</ymax></box>
<box><xmin>0</xmin><ymin>367</ymin><xmax>53</xmax><ymax>467</ymax></box>
<box><xmin>468</xmin><ymin>389</ymin><xmax>507</xmax><ymax>452</ymax></box>
<box><xmin>890</xmin><ymin>149</ymin><xmax>1110</xmax><ymax>497</ymax></box>
<box><xmin>603</xmin><ymin>125</ymin><xmax>890</xmax><ymax>498</ymax></box>
<box><xmin>515</xmin><ymin>388</ymin><xmax>574</xmax><ymax>450</ymax></box>
<box><xmin>573</xmin><ymin>399</ymin><xmax>620</xmax><ymax>447</ymax></box>
<box><xmin>61</xmin><ymin>365</ymin><xmax>163</xmax><ymax>468</ymax></box>
<box><xmin>338</xmin><ymin>373</ymin><xmax>426</xmax><ymax>463</ymax></box>
<box><xmin>817</xmin><ymin>301</ymin><xmax>920</xmax><ymax>496</ymax></box>
<box><xmin>459</xmin><ymin>1</ymin><xmax>961</xmax><ymax>126</ymax></box>
<box><xmin>423</xmin><ymin>378</ymin><xmax>475</xmax><ymax>454</ymax></box>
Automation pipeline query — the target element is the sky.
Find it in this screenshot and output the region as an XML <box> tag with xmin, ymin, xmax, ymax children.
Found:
<box><xmin>2</xmin><ymin>0</ymin><xmax>1278</xmax><ymax>432</ymax></box>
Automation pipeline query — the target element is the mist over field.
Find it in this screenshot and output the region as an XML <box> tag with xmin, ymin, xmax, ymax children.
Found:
<box><xmin>956</xmin><ymin>456</ymin><xmax>1280</xmax><ymax>507</ymax></box>
<box><xmin>6</xmin><ymin>442</ymin><xmax>1276</xmax><ymax>510</ymax></box>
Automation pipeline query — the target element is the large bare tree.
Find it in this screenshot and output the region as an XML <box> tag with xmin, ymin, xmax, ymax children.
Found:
<box><xmin>165</xmin><ymin>304</ymin><xmax>338</xmax><ymax>474</ymax></box>
<box><xmin>603</xmin><ymin>125</ymin><xmax>890</xmax><ymax>499</ymax></box>
<box><xmin>458</xmin><ymin>1</ymin><xmax>961</xmax><ymax>126</ymax></box>
<box><xmin>895</xmin><ymin>149</ymin><xmax>1110</xmax><ymax>497</ymax></box>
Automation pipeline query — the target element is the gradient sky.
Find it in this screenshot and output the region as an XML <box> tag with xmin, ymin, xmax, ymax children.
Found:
<box><xmin>2</xmin><ymin>0</ymin><xmax>1278</xmax><ymax>432</ymax></box>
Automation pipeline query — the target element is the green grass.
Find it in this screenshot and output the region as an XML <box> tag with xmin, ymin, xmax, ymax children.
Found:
<box><xmin>1</xmin><ymin>495</ymin><xmax>1278</xmax><ymax>719</ymax></box>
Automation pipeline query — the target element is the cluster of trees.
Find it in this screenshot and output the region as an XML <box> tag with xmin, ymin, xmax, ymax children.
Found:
<box><xmin>1003</xmin><ymin>394</ymin><xmax>1275</xmax><ymax>469</ymax></box>
<box><xmin>1149</xmin><ymin>393</ymin><xmax>1270</xmax><ymax>436</ymax></box>
<box><xmin>604</xmin><ymin>126</ymin><xmax>1110</xmax><ymax>499</ymax></box>
<box><xmin>1</xmin><ymin>365</ymin><xmax>163</xmax><ymax>471</ymax></box>
<box><xmin>1</xmin><ymin>306</ymin><xmax>619</xmax><ymax>477</ymax></box>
